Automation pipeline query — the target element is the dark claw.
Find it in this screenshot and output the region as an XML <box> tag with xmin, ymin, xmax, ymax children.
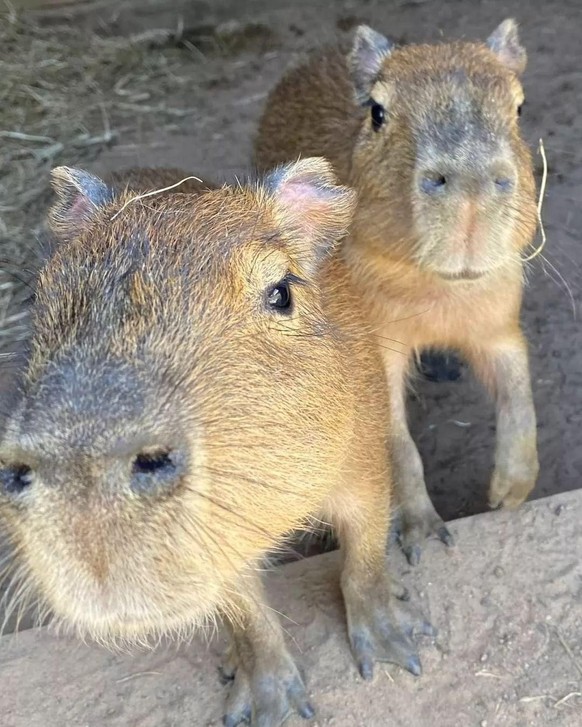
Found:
<box><xmin>358</xmin><ymin>658</ymin><xmax>374</xmax><ymax>681</ymax></box>
<box><xmin>406</xmin><ymin>654</ymin><xmax>422</xmax><ymax>676</ymax></box>
<box><xmin>223</xmin><ymin>705</ymin><xmax>251</xmax><ymax>727</ymax></box>
<box><xmin>407</xmin><ymin>620</ymin><xmax>436</xmax><ymax>638</ymax></box>
<box><xmin>289</xmin><ymin>676</ymin><xmax>315</xmax><ymax>721</ymax></box>
<box><xmin>403</xmin><ymin>544</ymin><xmax>421</xmax><ymax>566</ymax></box>
<box><xmin>218</xmin><ymin>666</ymin><xmax>236</xmax><ymax>685</ymax></box>
<box><xmin>420</xmin><ymin>621</ymin><xmax>437</xmax><ymax>637</ymax></box>
<box><xmin>388</xmin><ymin>524</ymin><xmax>400</xmax><ymax>547</ymax></box>
<box><xmin>437</xmin><ymin>525</ymin><xmax>455</xmax><ymax>547</ymax></box>
<box><xmin>297</xmin><ymin>702</ymin><xmax>316</xmax><ymax>720</ymax></box>
<box><xmin>396</xmin><ymin>586</ymin><xmax>410</xmax><ymax>602</ymax></box>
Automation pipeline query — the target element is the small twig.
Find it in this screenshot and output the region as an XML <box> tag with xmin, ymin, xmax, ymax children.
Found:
<box><xmin>0</xmin><ymin>131</ymin><xmax>55</xmax><ymax>143</ymax></box>
<box><xmin>73</xmin><ymin>130</ymin><xmax>118</xmax><ymax>148</ymax></box>
<box><xmin>555</xmin><ymin>627</ymin><xmax>582</xmax><ymax>679</ymax></box>
<box><xmin>554</xmin><ymin>691</ymin><xmax>582</xmax><ymax>708</ymax></box>
<box><xmin>116</xmin><ymin>102</ymin><xmax>198</xmax><ymax>117</ymax></box>
<box><xmin>519</xmin><ymin>695</ymin><xmax>556</xmax><ymax>703</ymax></box>
<box><xmin>99</xmin><ymin>101</ymin><xmax>112</xmax><ymax>142</ymax></box>
<box><xmin>0</xmin><ymin>310</ymin><xmax>29</xmax><ymax>324</ymax></box>
<box><xmin>522</xmin><ymin>138</ymin><xmax>548</xmax><ymax>262</ymax></box>
<box><xmin>127</xmin><ymin>29</ymin><xmax>173</xmax><ymax>45</ymax></box>
<box><xmin>110</xmin><ymin>176</ymin><xmax>204</xmax><ymax>221</ymax></box>
<box><xmin>475</xmin><ymin>670</ymin><xmax>505</xmax><ymax>679</ymax></box>
<box><xmin>33</xmin><ymin>142</ymin><xmax>65</xmax><ymax>162</ymax></box>
<box><xmin>116</xmin><ymin>670</ymin><xmax>161</xmax><ymax>684</ymax></box>
<box><xmin>233</xmin><ymin>92</ymin><xmax>268</xmax><ymax>107</ymax></box>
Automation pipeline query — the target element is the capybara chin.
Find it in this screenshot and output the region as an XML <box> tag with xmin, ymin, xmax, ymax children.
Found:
<box><xmin>255</xmin><ymin>19</ymin><xmax>539</xmax><ymax>565</ymax></box>
<box><xmin>0</xmin><ymin>160</ymin><xmax>428</xmax><ymax>726</ymax></box>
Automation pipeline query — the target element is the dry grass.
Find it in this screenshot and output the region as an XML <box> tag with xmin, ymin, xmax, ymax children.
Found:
<box><xmin>0</xmin><ymin>2</ymin><xmax>214</xmax><ymax>352</ymax></box>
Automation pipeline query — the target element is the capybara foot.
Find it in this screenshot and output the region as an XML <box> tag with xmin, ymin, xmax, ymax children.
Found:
<box><xmin>223</xmin><ymin>653</ymin><xmax>314</xmax><ymax>727</ymax></box>
<box><xmin>343</xmin><ymin>576</ymin><xmax>435</xmax><ymax>680</ymax></box>
<box><xmin>489</xmin><ymin>470</ymin><xmax>537</xmax><ymax>510</ymax></box>
<box><xmin>394</xmin><ymin>506</ymin><xmax>454</xmax><ymax>565</ymax></box>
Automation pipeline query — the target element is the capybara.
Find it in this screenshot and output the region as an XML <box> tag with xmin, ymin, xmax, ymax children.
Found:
<box><xmin>255</xmin><ymin>19</ymin><xmax>539</xmax><ymax>564</ymax></box>
<box><xmin>0</xmin><ymin>159</ymin><xmax>429</xmax><ymax>726</ymax></box>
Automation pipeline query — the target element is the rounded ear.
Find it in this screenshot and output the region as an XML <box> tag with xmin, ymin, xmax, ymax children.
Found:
<box><xmin>348</xmin><ymin>25</ymin><xmax>394</xmax><ymax>104</ymax></box>
<box><xmin>49</xmin><ymin>166</ymin><xmax>115</xmax><ymax>238</ymax></box>
<box><xmin>486</xmin><ymin>19</ymin><xmax>527</xmax><ymax>75</ymax></box>
<box><xmin>263</xmin><ymin>158</ymin><xmax>357</xmax><ymax>276</ymax></box>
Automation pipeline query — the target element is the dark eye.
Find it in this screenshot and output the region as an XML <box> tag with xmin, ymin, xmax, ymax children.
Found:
<box><xmin>267</xmin><ymin>281</ymin><xmax>292</xmax><ymax>312</ymax></box>
<box><xmin>130</xmin><ymin>448</ymin><xmax>183</xmax><ymax>495</ymax></box>
<box><xmin>0</xmin><ymin>465</ymin><xmax>33</xmax><ymax>496</ymax></box>
<box><xmin>370</xmin><ymin>102</ymin><xmax>385</xmax><ymax>131</ymax></box>
<box><xmin>132</xmin><ymin>450</ymin><xmax>174</xmax><ymax>475</ymax></box>
<box><xmin>517</xmin><ymin>101</ymin><xmax>524</xmax><ymax>117</ymax></box>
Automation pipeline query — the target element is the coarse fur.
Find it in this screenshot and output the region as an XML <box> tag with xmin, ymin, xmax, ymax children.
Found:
<box><xmin>255</xmin><ymin>20</ymin><xmax>539</xmax><ymax>563</ymax></box>
<box><xmin>0</xmin><ymin>160</ymin><xmax>427</xmax><ymax>725</ymax></box>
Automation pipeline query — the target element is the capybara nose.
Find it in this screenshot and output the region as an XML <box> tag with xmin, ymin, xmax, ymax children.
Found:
<box><xmin>419</xmin><ymin>160</ymin><xmax>516</xmax><ymax>196</ymax></box>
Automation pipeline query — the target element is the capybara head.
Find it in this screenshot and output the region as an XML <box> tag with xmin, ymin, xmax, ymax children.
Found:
<box><xmin>0</xmin><ymin>159</ymin><xmax>356</xmax><ymax>644</ymax></box>
<box><xmin>348</xmin><ymin>19</ymin><xmax>537</xmax><ymax>279</ymax></box>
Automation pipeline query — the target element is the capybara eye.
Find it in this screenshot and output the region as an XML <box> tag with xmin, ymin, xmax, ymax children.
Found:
<box><xmin>370</xmin><ymin>102</ymin><xmax>385</xmax><ymax>131</ymax></box>
<box><xmin>132</xmin><ymin>450</ymin><xmax>174</xmax><ymax>475</ymax></box>
<box><xmin>0</xmin><ymin>465</ymin><xmax>33</xmax><ymax>496</ymax></box>
<box><xmin>267</xmin><ymin>281</ymin><xmax>292</xmax><ymax>312</ymax></box>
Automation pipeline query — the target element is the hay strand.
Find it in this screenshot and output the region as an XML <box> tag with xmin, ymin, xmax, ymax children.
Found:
<box><xmin>109</xmin><ymin>176</ymin><xmax>203</xmax><ymax>220</ymax></box>
<box><xmin>522</xmin><ymin>138</ymin><xmax>548</xmax><ymax>262</ymax></box>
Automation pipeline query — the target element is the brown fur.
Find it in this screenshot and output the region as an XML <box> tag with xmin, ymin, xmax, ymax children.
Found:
<box><xmin>255</xmin><ymin>20</ymin><xmax>539</xmax><ymax>562</ymax></box>
<box><xmin>0</xmin><ymin>160</ymin><xmax>425</xmax><ymax>725</ymax></box>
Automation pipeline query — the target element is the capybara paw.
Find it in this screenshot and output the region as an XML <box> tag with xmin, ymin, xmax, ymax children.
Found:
<box><xmin>219</xmin><ymin>640</ymin><xmax>242</xmax><ymax>685</ymax></box>
<box><xmin>347</xmin><ymin>599</ymin><xmax>435</xmax><ymax>680</ymax></box>
<box><xmin>222</xmin><ymin>658</ymin><xmax>314</xmax><ymax>727</ymax></box>
<box><xmin>489</xmin><ymin>482</ymin><xmax>533</xmax><ymax>510</ymax></box>
<box><xmin>489</xmin><ymin>474</ymin><xmax>536</xmax><ymax>510</ymax></box>
<box><xmin>394</xmin><ymin>509</ymin><xmax>454</xmax><ymax>565</ymax></box>
<box><xmin>417</xmin><ymin>351</ymin><xmax>463</xmax><ymax>383</ymax></box>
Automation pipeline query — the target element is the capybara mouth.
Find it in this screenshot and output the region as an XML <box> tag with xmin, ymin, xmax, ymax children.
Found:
<box><xmin>438</xmin><ymin>269</ymin><xmax>487</xmax><ymax>281</ymax></box>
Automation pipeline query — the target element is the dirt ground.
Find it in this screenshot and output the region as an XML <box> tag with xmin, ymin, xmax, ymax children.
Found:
<box><xmin>2</xmin><ymin>0</ymin><xmax>580</xmax><ymax>527</ymax></box>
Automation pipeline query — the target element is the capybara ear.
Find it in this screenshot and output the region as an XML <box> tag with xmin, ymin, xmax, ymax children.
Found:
<box><xmin>348</xmin><ymin>25</ymin><xmax>394</xmax><ymax>104</ymax></box>
<box><xmin>486</xmin><ymin>19</ymin><xmax>527</xmax><ymax>75</ymax></box>
<box><xmin>264</xmin><ymin>157</ymin><xmax>357</xmax><ymax>275</ymax></box>
<box><xmin>49</xmin><ymin>166</ymin><xmax>115</xmax><ymax>238</ymax></box>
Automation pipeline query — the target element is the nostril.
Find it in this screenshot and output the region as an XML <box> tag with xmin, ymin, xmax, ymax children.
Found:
<box><xmin>494</xmin><ymin>177</ymin><xmax>514</xmax><ymax>193</ymax></box>
<box><xmin>420</xmin><ymin>174</ymin><xmax>447</xmax><ymax>194</ymax></box>
<box><xmin>0</xmin><ymin>464</ymin><xmax>33</xmax><ymax>496</ymax></box>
